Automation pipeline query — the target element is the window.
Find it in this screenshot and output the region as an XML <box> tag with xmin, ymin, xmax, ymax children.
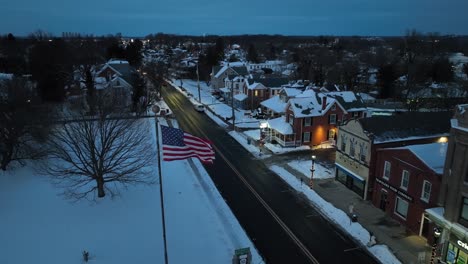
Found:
<box><xmin>401</xmin><ymin>170</ymin><xmax>410</xmax><ymax>190</ymax></box>
<box><xmin>254</xmin><ymin>90</ymin><xmax>258</xmax><ymax>96</ymax></box>
<box><xmin>329</xmin><ymin>114</ymin><xmax>337</xmax><ymax>124</ymax></box>
<box><xmin>383</xmin><ymin>161</ymin><xmax>391</xmax><ymax>179</ymax></box>
<box><xmin>395</xmin><ymin>197</ymin><xmax>409</xmax><ymax>219</ymax></box>
<box><xmin>304</xmin><ymin>117</ymin><xmax>311</xmax><ymax>127</ymax></box>
<box><xmin>303</xmin><ymin>132</ymin><xmax>310</xmax><ymax>142</ymax></box>
<box><xmin>421</xmin><ymin>180</ymin><xmax>431</xmax><ymax>202</ymax></box>
<box><xmin>460</xmin><ymin>197</ymin><xmax>468</xmax><ymax>226</ymax></box>
<box><xmin>352</xmin><ymin>112</ymin><xmax>359</xmax><ymax>118</ymax></box>
<box><xmin>331</xmin><ymin>104</ymin><xmax>336</xmax><ymax>110</ymax></box>
<box><xmin>349</xmin><ymin>140</ymin><xmax>355</xmax><ymax>157</ymax></box>
<box><xmin>359</xmin><ymin>145</ymin><xmax>366</xmax><ymax>162</ymax></box>
<box><xmin>341</xmin><ymin>135</ymin><xmax>346</xmax><ymax>151</ymax></box>
<box><xmin>288</xmin><ymin>114</ymin><xmax>294</xmax><ymax>125</ymax></box>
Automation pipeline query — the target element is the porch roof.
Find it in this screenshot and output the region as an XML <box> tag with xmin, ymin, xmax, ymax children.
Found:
<box><xmin>267</xmin><ymin>116</ymin><xmax>293</xmax><ymax>135</ymax></box>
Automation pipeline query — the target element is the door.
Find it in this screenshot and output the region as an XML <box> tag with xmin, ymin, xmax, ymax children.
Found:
<box><xmin>379</xmin><ymin>191</ymin><xmax>388</xmax><ymax>211</ymax></box>
<box><xmin>345</xmin><ymin>176</ymin><xmax>354</xmax><ymax>189</ymax></box>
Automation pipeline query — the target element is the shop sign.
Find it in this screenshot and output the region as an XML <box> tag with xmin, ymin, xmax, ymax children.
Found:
<box><xmin>375</xmin><ymin>178</ymin><xmax>413</xmax><ymax>202</ymax></box>
<box><xmin>458</xmin><ymin>240</ymin><xmax>468</xmax><ymax>251</ymax></box>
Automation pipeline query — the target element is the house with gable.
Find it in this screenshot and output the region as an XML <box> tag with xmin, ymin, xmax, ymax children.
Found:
<box><xmin>210</xmin><ymin>63</ymin><xmax>249</xmax><ymax>89</ymax></box>
<box><xmin>260</xmin><ymin>85</ymin><xmax>305</xmax><ymax>118</ymax></box>
<box><xmin>262</xmin><ymin>89</ymin><xmax>367</xmax><ymax>148</ymax></box>
<box><xmin>372</xmin><ymin>142</ymin><xmax>446</xmax><ymax>237</ymax></box>
<box><xmin>94</xmin><ymin>59</ymin><xmax>136</xmax><ymax>102</ymax></box>
<box><xmin>335</xmin><ymin>111</ymin><xmax>452</xmax><ymax>200</ymax></box>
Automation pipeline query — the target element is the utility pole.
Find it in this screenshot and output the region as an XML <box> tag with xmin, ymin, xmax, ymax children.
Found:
<box><xmin>197</xmin><ymin>61</ymin><xmax>201</xmax><ymax>103</ymax></box>
<box><xmin>231</xmin><ymin>83</ymin><xmax>235</xmax><ymax>130</ymax></box>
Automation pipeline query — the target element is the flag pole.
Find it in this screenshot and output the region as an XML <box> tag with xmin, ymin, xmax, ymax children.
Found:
<box><xmin>155</xmin><ymin>119</ymin><xmax>169</xmax><ymax>264</ymax></box>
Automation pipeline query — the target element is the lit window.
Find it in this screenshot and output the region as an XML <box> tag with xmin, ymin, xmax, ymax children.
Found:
<box><xmin>395</xmin><ymin>197</ymin><xmax>409</xmax><ymax>219</ymax></box>
<box><xmin>303</xmin><ymin>132</ymin><xmax>310</xmax><ymax>142</ymax></box>
<box><xmin>383</xmin><ymin>161</ymin><xmax>391</xmax><ymax>179</ymax></box>
<box><xmin>401</xmin><ymin>170</ymin><xmax>410</xmax><ymax>190</ymax></box>
<box><xmin>421</xmin><ymin>180</ymin><xmax>431</xmax><ymax>202</ymax></box>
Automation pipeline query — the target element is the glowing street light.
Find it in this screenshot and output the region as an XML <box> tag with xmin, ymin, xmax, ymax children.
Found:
<box><xmin>309</xmin><ymin>155</ymin><xmax>316</xmax><ymax>188</ymax></box>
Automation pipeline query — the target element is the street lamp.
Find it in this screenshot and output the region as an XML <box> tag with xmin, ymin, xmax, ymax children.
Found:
<box><xmin>309</xmin><ymin>155</ymin><xmax>316</xmax><ymax>188</ymax></box>
<box><xmin>430</xmin><ymin>227</ymin><xmax>442</xmax><ymax>264</ymax></box>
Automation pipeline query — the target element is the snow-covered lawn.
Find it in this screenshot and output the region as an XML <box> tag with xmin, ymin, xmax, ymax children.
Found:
<box><xmin>0</xmin><ymin>118</ymin><xmax>262</xmax><ymax>264</ymax></box>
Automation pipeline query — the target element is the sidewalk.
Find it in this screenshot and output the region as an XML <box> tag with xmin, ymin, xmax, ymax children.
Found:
<box><xmin>279</xmin><ymin>159</ymin><xmax>432</xmax><ymax>264</ymax></box>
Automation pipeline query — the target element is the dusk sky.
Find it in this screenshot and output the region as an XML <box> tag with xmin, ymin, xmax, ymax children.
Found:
<box><xmin>2</xmin><ymin>0</ymin><xmax>468</xmax><ymax>37</ymax></box>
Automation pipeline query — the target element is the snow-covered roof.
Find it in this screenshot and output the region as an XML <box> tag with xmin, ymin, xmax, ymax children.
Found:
<box><xmin>234</xmin><ymin>93</ymin><xmax>248</xmax><ymax>101</ymax></box>
<box><xmin>267</xmin><ymin>116</ymin><xmax>293</xmax><ymax>135</ymax></box>
<box><xmin>0</xmin><ymin>73</ymin><xmax>13</xmax><ymax>80</ymax></box>
<box><xmin>108</xmin><ymin>59</ymin><xmax>129</xmax><ymax>65</ymax></box>
<box><xmin>247</xmin><ymin>82</ymin><xmax>266</xmax><ymax>90</ymax></box>
<box><xmin>283</xmin><ymin>88</ymin><xmax>302</xmax><ymax>97</ymax></box>
<box><xmin>288</xmin><ymin>96</ymin><xmax>336</xmax><ymax>118</ymax></box>
<box><xmin>391</xmin><ymin>143</ymin><xmax>447</xmax><ymax>174</ymax></box>
<box><xmin>325</xmin><ymin>91</ymin><xmax>358</xmax><ymax>103</ymax></box>
<box><xmin>359</xmin><ymin>93</ymin><xmax>376</xmax><ymax>101</ymax></box>
<box><xmin>261</xmin><ymin>95</ymin><xmax>287</xmax><ymax>114</ymax></box>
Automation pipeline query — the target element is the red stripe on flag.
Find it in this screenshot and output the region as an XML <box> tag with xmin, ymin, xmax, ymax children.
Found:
<box><xmin>161</xmin><ymin>126</ymin><xmax>215</xmax><ymax>164</ymax></box>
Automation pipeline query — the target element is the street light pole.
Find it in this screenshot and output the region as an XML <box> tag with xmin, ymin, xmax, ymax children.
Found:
<box><xmin>309</xmin><ymin>155</ymin><xmax>316</xmax><ymax>188</ymax></box>
<box><xmin>430</xmin><ymin>227</ymin><xmax>442</xmax><ymax>264</ymax></box>
<box><xmin>231</xmin><ymin>84</ymin><xmax>235</xmax><ymax>130</ymax></box>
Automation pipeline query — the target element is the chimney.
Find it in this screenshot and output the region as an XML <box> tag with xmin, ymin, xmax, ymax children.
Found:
<box><xmin>322</xmin><ymin>96</ymin><xmax>327</xmax><ymax>110</ymax></box>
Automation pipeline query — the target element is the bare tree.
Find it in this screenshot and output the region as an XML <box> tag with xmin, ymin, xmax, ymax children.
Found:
<box><xmin>0</xmin><ymin>77</ymin><xmax>47</xmax><ymax>170</ymax></box>
<box><xmin>143</xmin><ymin>61</ymin><xmax>168</xmax><ymax>101</ymax></box>
<box><xmin>45</xmin><ymin>94</ymin><xmax>156</xmax><ymax>200</ymax></box>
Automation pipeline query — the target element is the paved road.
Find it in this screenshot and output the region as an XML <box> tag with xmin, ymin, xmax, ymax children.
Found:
<box><xmin>162</xmin><ymin>84</ymin><xmax>379</xmax><ymax>264</ymax></box>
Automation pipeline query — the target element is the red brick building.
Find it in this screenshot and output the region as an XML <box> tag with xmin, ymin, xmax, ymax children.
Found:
<box><xmin>372</xmin><ymin>143</ymin><xmax>446</xmax><ymax>236</ymax></box>
<box><xmin>264</xmin><ymin>90</ymin><xmax>367</xmax><ymax>147</ymax></box>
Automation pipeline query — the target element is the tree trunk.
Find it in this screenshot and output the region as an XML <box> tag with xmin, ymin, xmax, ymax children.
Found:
<box><xmin>96</xmin><ymin>177</ymin><xmax>105</xmax><ymax>198</ymax></box>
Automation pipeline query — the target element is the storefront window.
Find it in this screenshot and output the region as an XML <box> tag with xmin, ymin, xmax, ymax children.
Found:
<box><xmin>395</xmin><ymin>196</ymin><xmax>409</xmax><ymax>219</ymax></box>
<box><xmin>460</xmin><ymin>197</ymin><xmax>468</xmax><ymax>227</ymax></box>
<box><xmin>446</xmin><ymin>242</ymin><xmax>468</xmax><ymax>264</ymax></box>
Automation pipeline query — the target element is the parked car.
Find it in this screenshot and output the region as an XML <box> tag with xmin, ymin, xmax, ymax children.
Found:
<box><xmin>194</xmin><ymin>104</ymin><xmax>205</xmax><ymax>112</ymax></box>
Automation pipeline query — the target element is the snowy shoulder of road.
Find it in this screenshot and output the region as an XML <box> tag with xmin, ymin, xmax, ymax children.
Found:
<box><xmin>287</xmin><ymin>160</ymin><xmax>334</xmax><ymax>180</ymax></box>
<box><xmin>0</xmin><ymin>118</ymin><xmax>263</xmax><ymax>264</ymax></box>
<box><xmin>269</xmin><ymin>165</ymin><xmax>402</xmax><ymax>264</ymax></box>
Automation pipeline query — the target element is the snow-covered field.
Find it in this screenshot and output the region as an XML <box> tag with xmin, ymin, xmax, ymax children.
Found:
<box><xmin>0</xmin><ymin>118</ymin><xmax>262</xmax><ymax>264</ymax></box>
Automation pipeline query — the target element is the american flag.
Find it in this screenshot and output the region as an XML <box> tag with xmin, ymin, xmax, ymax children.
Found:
<box><xmin>160</xmin><ymin>125</ymin><xmax>215</xmax><ymax>164</ymax></box>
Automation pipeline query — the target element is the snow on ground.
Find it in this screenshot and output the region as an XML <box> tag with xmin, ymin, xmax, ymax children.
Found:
<box><xmin>0</xmin><ymin>118</ymin><xmax>263</xmax><ymax>264</ymax></box>
<box><xmin>165</xmin><ymin>78</ymin><xmax>402</xmax><ymax>264</ymax></box>
<box><xmin>264</xmin><ymin>143</ymin><xmax>310</xmax><ymax>154</ymax></box>
<box><xmin>287</xmin><ymin>160</ymin><xmax>334</xmax><ymax>180</ymax></box>
<box><xmin>165</xmin><ymin>79</ymin><xmax>401</xmax><ymax>263</ymax></box>
<box><xmin>170</xmin><ymin>79</ymin><xmax>261</xmax><ymax>129</ymax></box>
